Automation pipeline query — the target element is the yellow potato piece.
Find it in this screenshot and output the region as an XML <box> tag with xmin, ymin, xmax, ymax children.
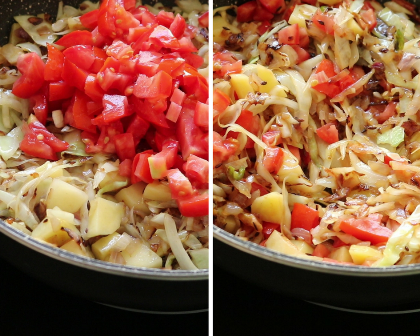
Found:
<box><xmin>32</xmin><ymin>208</ymin><xmax>78</xmax><ymax>247</ymax></box>
<box><xmin>92</xmin><ymin>232</ymin><xmax>122</xmax><ymax>261</ymax></box>
<box><xmin>329</xmin><ymin>246</ymin><xmax>353</xmax><ymax>263</ymax></box>
<box><xmin>256</xmin><ymin>64</ymin><xmax>278</xmax><ymax>93</ymax></box>
<box><xmin>143</xmin><ymin>181</ymin><xmax>172</xmax><ymax>202</ymax></box>
<box><xmin>251</xmin><ymin>192</ymin><xmax>284</xmax><ymax>224</ymax></box>
<box><xmin>121</xmin><ymin>239</ymin><xmax>162</xmax><ymax>268</ymax></box>
<box><xmin>290</xmin><ymin>240</ymin><xmax>314</xmax><ymax>255</ymax></box>
<box><xmin>115</xmin><ymin>182</ymin><xmax>151</xmax><ymax>215</ymax></box>
<box><xmin>86</xmin><ymin>197</ymin><xmax>124</xmax><ymax>239</ymax></box>
<box><xmin>230</xmin><ymin>74</ymin><xmax>254</xmax><ymax>99</ymax></box>
<box><xmin>46</xmin><ymin>179</ymin><xmax>88</xmax><ymax>214</ymax></box>
<box><xmin>349</xmin><ymin>245</ymin><xmax>383</xmax><ymax>265</ymax></box>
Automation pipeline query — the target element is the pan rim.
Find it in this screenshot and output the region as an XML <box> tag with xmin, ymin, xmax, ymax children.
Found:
<box><xmin>0</xmin><ymin>220</ymin><xmax>208</xmax><ymax>281</ymax></box>
<box><xmin>214</xmin><ymin>225</ymin><xmax>420</xmax><ymax>277</ymax></box>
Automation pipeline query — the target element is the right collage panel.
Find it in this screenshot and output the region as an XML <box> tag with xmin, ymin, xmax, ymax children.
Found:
<box><xmin>212</xmin><ymin>0</ymin><xmax>420</xmax><ymax>327</ymax></box>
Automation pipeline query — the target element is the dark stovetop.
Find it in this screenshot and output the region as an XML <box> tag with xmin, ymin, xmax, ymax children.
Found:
<box><xmin>214</xmin><ymin>266</ymin><xmax>420</xmax><ymax>335</ymax></box>
<box><xmin>0</xmin><ymin>258</ymin><xmax>208</xmax><ymax>335</ymax></box>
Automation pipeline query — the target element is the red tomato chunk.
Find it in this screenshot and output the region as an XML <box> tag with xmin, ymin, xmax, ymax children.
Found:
<box><xmin>12</xmin><ymin>2</ymin><xmax>209</xmax><ymax>218</ymax></box>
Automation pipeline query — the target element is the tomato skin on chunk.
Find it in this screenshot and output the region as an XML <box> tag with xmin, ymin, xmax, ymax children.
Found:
<box><xmin>14</xmin><ymin>3</ymin><xmax>209</xmax><ymax>220</ymax></box>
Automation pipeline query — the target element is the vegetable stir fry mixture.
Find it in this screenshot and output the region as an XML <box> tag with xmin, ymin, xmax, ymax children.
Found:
<box><xmin>0</xmin><ymin>0</ymin><xmax>209</xmax><ymax>270</ymax></box>
<box><xmin>213</xmin><ymin>0</ymin><xmax>420</xmax><ymax>266</ymax></box>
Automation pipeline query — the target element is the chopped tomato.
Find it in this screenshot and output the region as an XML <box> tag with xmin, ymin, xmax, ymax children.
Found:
<box><xmin>262</xmin><ymin>222</ymin><xmax>280</xmax><ymax>239</ymax></box>
<box><xmin>63</xmin><ymin>45</ymin><xmax>95</xmax><ymax>71</ymax></box>
<box><xmin>149</xmin><ymin>25</ymin><xmax>180</xmax><ymax>49</ymax></box>
<box><xmin>61</xmin><ymin>58</ymin><xmax>89</xmax><ymax>91</ymax></box>
<box><xmin>213</xmin><ymin>89</ymin><xmax>230</xmax><ymax>114</ymax></box>
<box><xmin>291</xmin><ymin>203</ymin><xmax>320</xmax><ymax>231</ymax></box>
<box><xmin>254</xmin><ymin>1</ymin><xmax>274</xmax><ymax>21</ymax></box>
<box><xmin>166</xmin><ymin>102</ymin><xmax>183</xmax><ymax>123</ymax></box>
<box><xmin>55</xmin><ymin>30</ymin><xmax>94</xmax><ymax>48</ymax></box>
<box><xmin>360</xmin><ymin>8</ymin><xmax>377</xmax><ymax>31</ymax></box>
<box><xmin>236</xmin><ymin>1</ymin><xmax>258</xmax><ymax>22</ymax></box>
<box><xmin>185</xmin><ymin>154</ymin><xmax>209</xmax><ymax>186</ymax></box>
<box><xmin>312</xmin><ymin>10</ymin><xmax>335</xmax><ymax>35</ymax></box>
<box><xmin>298</xmin><ymin>27</ymin><xmax>310</xmax><ymax>48</ymax></box>
<box><xmin>114</xmin><ymin>133</ymin><xmax>136</xmax><ymax>161</ymax></box>
<box><xmin>178</xmin><ymin>193</ymin><xmax>209</xmax><ymax>217</ymax></box>
<box><xmin>148</xmin><ymin>140</ymin><xmax>178</xmax><ymax>179</ymax></box>
<box><xmin>259</xmin><ymin>0</ymin><xmax>285</xmax><ymax>13</ymax></box>
<box><xmin>229</xmin><ymin>110</ymin><xmax>259</xmax><ymax>148</ymax></box>
<box><xmin>44</xmin><ymin>45</ymin><xmax>64</xmax><ymax>82</ymax></box>
<box><xmin>80</xmin><ymin>9</ymin><xmax>100</xmax><ymax>30</ymax></box>
<box><xmin>71</xmin><ymin>91</ymin><xmax>97</xmax><ymax>133</ymax></box>
<box><xmin>119</xmin><ymin>159</ymin><xmax>132</xmax><ymax>177</ymax></box>
<box><xmin>99</xmin><ymin>94</ymin><xmax>130</xmax><ymax>124</ymax></box>
<box><xmin>278</xmin><ymin>24</ymin><xmax>300</xmax><ymax>45</ymax></box>
<box><xmin>177</xmin><ymin>103</ymin><xmax>208</xmax><ymax>160</ymax></box>
<box><xmin>340</xmin><ymin>214</ymin><xmax>393</xmax><ymax>245</ymax></box>
<box><xmin>313</xmin><ymin>244</ymin><xmax>330</xmax><ymax>258</ymax></box>
<box><xmin>12</xmin><ymin>53</ymin><xmax>45</xmax><ymax>99</ymax></box>
<box><xmin>213</xmin><ymin>132</ymin><xmax>240</xmax><ymax>167</ymax></box>
<box><xmin>171</xmin><ymin>88</ymin><xmax>186</xmax><ymax>105</ymax></box>
<box><xmin>257</xmin><ymin>21</ymin><xmax>272</xmax><ymax>35</ymax></box>
<box><xmin>30</xmin><ymin>89</ymin><xmax>48</xmax><ymax>125</ymax></box>
<box><xmin>132</xmin><ymin>150</ymin><xmax>154</xmax><ymax>184</ymax></box>
<box><xmin>194</xmin><ymin>102</ymin><xmax>209</xmax><ymax>129</ymax></box>
<box><xmin>262</xmin><ymin>130</ymin><xmax>282</xmax><ymax>146</ymax></box>
<box><xmin>133</xmin><ymin>71</ymin><xmax>172</xmax><ymax>99</ymax></box>
<box><xmin>263</xmin><ymin>147</ymin><xmax>284</xmax><ymax>173</ymax></box>
<box><xmin>20</xmin><ymin>117</ymin><xmax>69</xmax><ymax>160</ymax></box>
<box><xmin>49</xmin><ymin>81</ymin><xmax>74</xmax><ymax>102</ymax></box>
<box><xmin>316</xmin><ymin>123</ymin><xmax>339</xmax><ymax>144</ymax></box>
<box><xmin>291</xmin><ymin>45</ymin><xmax>310</xmax><ymax>64</ymax></box>
<box><xmin>198</xmin><ymin>11</ymin><xmax>209</xmax><ymax>27</ymax></box>
<box><xmin>167</xmin><ymin>168</ymin><xmax>194</xmax><ymax>199</ymax></box>
<box><xmin>169</xmin><ymin>14</ymin><xmax>186</xmax><ymax>38</ymax></box>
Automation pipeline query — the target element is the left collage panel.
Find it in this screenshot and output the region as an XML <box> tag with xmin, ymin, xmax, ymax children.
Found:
<box><xmin>0</xmin><ymin>0</ymin><xmax>210</xmax><ymax>330</ymax></box>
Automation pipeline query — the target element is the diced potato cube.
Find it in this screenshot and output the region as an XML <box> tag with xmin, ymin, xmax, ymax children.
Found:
<box><xmin>348</xmin><ymin>19</ymin><xmax>364</xmax><ymax>36</ymax></box>
<box><xmin>290</xmin><ymin>240</ymin><xmax>314</xmax><ymax>255</ymax></box>
<box><xmin>121</xmin><ymin>239</ymin><xmax>162</xmax><ymax>268</ymax></box>
<box><xmin>251</xmin><ymin>192</ymin><xmax>284</xmax><ymax>224</ymax></box>
<box><xmin>266</xmin><ymin>230</ymin><xmax>301</xmax><ymax>256</ymax></box>
<box><xmin>115</xmin><ymin>182</ymin><xmax>151</xmax><ymax>215</ymax></box>
<box><xmin>349</xmin><ymin>245</ymin><xmax>383</xmax><ymax>265</ymax></box>
<box><xmin>143</xmin><ymin>181</ymin><xmax>172</xmax><ymax>202</ymax></box>
<box><xmin>61</xmin><ymin>240</ymin><xmax>90</xmax><ymax>257</ymax></box>
<box><xmin>256</xmin><ymin>65</ymin><xmax>278</xmax><ymax>93</ymax></box>
<box><xmin>46</xmin><ymin>179</ymin><xmax>88</xmax><ymax>213</ymax></box>
<box><xmin>32</xmin><ymin>207</ymin><xmax>78</xmax><ymax>247</ymax></box>
<box><xmin>49</xmin><ymin>168</ymin><xmax>70</xmax><ymax>178</ymax></box>
<box><xmin>86</xmin><ymin>197</ymin><xmax>124</xmax><ymax>239</ymax></box>
<box><xmin>329</xmin><ymin>246</ymin><xmax>353</xmax><ymax>263</ymax></box>
<box><xmin>230</xmin><ymin>74</ymin><xmax>254</xmax><ymax>99</ymax></box>
<box><xmin>288</xmin><ymin>5</ymin><xmax>317</xmax><ymax>27</ymax></box>
<box><xmin>91</xmin><ymin>232</ymin><xmax>122</xmax><ymax>260</ymax></box>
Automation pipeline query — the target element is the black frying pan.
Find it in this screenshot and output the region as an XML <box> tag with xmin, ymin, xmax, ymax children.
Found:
<box><xmin>213</xmin><ymin>0</ymin><xmax>420</xmax><ymax>311</ymax></box>
<box><xmin>0</xmin><ymin>0</ymin><xmax>208</xmax><ymax>314</ymax></box>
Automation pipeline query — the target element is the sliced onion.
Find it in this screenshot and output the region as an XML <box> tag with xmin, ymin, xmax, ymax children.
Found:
<box><xmin>164</xmin><ymin>214</ymin><xmax>198</xmax><ymax>270</ymax></box>
<box><xmin>291</xmin><ymin>228</ymin><xmax>312</xmax><ymax>245</ymax></box>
